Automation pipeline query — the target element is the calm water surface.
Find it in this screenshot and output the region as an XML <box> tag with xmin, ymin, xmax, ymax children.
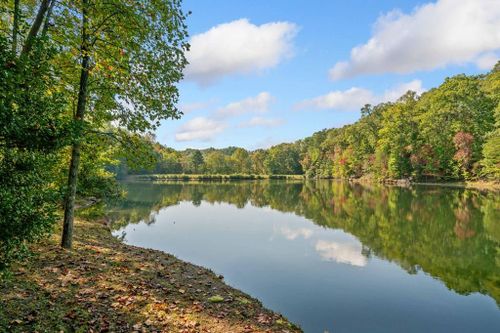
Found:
<box><xmin>108</xmin><ymin>180</ymin><xmax>500</xmax><ymax>333</ymax></box>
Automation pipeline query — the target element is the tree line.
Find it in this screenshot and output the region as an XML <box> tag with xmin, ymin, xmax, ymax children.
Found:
<box><xmin>119</xmin><ymin>66</ymin><xmax>499</xmax><ymax>180</ymax></box>
<box><xmin>114</xmin><ymin>144</ymin><xmax>303</xmax><ymax>177</ymax></box>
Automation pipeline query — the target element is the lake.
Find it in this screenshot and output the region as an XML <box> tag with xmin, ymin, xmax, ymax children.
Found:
<box><xmin>108</xmin><ymin>180</ymin><xmax>500</xmax><ymax>333</ymax></box>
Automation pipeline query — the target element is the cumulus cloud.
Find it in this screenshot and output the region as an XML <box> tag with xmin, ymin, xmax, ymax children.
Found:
<box><xmin>239</xmin><ymin>116</ymin><xmax>284</xmax><ymax>128</ymax></box>
<box><xmin>329</xmin><ymin>0</ymin><xmax>500</xmax><ymax>80</ymax></box>
<box><xmin>295</xmin><ymin>87</ymin><xmax>374</xmax><ymax>111</ymax></box>
<box><xmin>174</xmin><ymin>92</ymin><xmax>279</xmax><ymax>142</ymax></box>
<box><xmin>185</xmin><ymin>19</ymin><xmax>298</xmax><ymax>84</ymax></box>
<box><xmin>315</xmin><ymin>240</ymin><xmax>367</xmax><ymax>267</ymax></box>
<box><xmin>296</xmin><ymin>80</ymin><xmax>425</xmax><ymax>111</ymax></box>
<box><xmin>175</xmin><ymin>117</ymin><xmax>227</xmax><ymax>142</ymax></box>
<box><xmin>217</xmin><ymin>92</ymin><xmax>273</xmax><ymax>117</ymax></box>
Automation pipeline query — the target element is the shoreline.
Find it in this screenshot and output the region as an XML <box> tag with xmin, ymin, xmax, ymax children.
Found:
<box><xmin>128</xmin><ymin>174</ymin><xmax>500</xmax><ymax>191</ymax></box>
<box><xmin>347</xmin><ymin>177</ymin><xmax>500</xmax><ymax>191</ymax></box>
<box><xmin>0</xmin><ymin>218</ymin><xmax>301</xmax><ymax>333</ymax></box>
<box><xmin>130</xmin><ymin>174</ymin><xmax>305</xmax><ymax>182</ymax></box>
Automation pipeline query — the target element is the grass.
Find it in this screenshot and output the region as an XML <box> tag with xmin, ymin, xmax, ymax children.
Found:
<box><xmin>0</xmin><ymin>217</ymin><xmax>301</xmax><ymax>333</ymax></box>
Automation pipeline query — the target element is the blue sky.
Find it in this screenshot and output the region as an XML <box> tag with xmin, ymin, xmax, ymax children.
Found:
<box><xmin>156</xmin><ymin>0</ymin><xmax>500</xmax><ymax>150</ymax></box>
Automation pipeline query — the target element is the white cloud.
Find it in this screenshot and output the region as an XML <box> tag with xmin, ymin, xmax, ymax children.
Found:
<box><xmin>217</xmin><ymin>92</ymin><xmax>273</xmax><ymax>117</ymax></box>
<box><xmin>240</xmin><ymin>116</ymin><xmax>284</xmax><ymax>128</ymax></box>
<box><xmin>175</xmin><ymin>117</ymin><xmax>226</xmax><ymax>142</ymax></box>
<box><xmin>279</xmin><ymin>227</ymin><xmax>313</xmax><ymax>240</ymax></box>
<box><xmin>296</xmin><ymin>87</ymin><xmax>374</xmax><ymax>111</ymax></box>
<box><xmin>185</xmin><ymin>19</ymin><xmax>298</xmax><ymax>84</ymax></box>
<box><xmin>381</xmin><ymin>79</ymin><xmax>425</xmax><ymax>102</ymax></box>
<box><xmin>475</xmin><ymin>52</ymin><xmax>499</xmax><ymax>70</ymax></box>
<box><xmin>296</xmin><ymin>80</ymin><xmax>425</xmax><ymax>111</ymax></box>
<box><xmin>329</xmin><ymin>0</ymin><xmax>500</xmax><ymax>80</ymax></box>
<box><xmin>315</xmin><ymin>240</ymin><xmax>367</xmax><ymax>267</ymax></box>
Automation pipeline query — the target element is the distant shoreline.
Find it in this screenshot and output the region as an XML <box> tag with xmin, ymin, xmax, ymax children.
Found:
<box><xmin>126</xmin><ymin>174</ymin><xmax>500</xmax><ymax>191</ymax></box>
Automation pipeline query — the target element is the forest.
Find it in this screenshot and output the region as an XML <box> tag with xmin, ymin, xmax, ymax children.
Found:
<box><xmin>119</xmin><ymin>66</ymin><xmax>500</xmax><ymax>182</ymax></box>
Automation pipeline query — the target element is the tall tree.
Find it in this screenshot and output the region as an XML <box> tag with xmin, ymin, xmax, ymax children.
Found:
<box><xmin>190</xmin><ymin>150</ymin><xmax>204</xmax><ymax>174</ymax></box>
<box><xmin>51</xmin><ymin>0</ymin><xmax>189</xmax><ymax>249</ymax></box>
<box><xmin>61</xmin><ymin>0</ymin><xmax>91</xmax><ymax>248</ymax></box>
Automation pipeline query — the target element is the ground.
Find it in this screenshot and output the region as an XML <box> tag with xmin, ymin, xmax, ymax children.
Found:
<box><xmin>0</xmin><ymin>218</ymin><xmax>302</xmax><ymax>333</ymax></box>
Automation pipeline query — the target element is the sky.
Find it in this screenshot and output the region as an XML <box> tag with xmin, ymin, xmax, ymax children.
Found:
<box><xmin>156</xmin><ymin>0</ymin><xmax>500</xmax><ymax>150</ymax></box>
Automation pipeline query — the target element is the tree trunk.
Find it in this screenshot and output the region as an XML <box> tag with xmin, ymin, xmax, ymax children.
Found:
<box><xmin>21</xmin><ymin>0</ymin><xmax>50</xmax><ymax>56</ymax></box>
<box><xmin>61</xmin><ymin>0</ymin><xmax>90</xmax><ymax>249</ymax></box>
<box><xmin>61</xmin><ymin>143</ymin><xmax>81</xmax><ymax>249</ymax></box>
<box><xmin>12</xmin><ymin>0</ymin><xmax>20</xmax><ymax>55</ymax></box>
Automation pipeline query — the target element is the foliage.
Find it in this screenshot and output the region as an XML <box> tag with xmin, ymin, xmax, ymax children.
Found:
<box><xmin>190</xmin><ymin>150</ymin><xmax>204</xmax><ymax>173</ymax></box>
<box><xmin>0</xmin><ymin>36</ymin><xmax>67</xmax><ymax>268</ymax></box>
<box><xmin>265</xmin><ymin>144</ymin><xmax>302</xmax><ymax>175</ymax></box>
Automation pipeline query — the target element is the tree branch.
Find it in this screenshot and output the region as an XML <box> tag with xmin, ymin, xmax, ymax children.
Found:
<box><xmin>41</xmin><ymin>0</ymin><xmax>56</xmax><ymax>37</ymax></box>
<box><xmin>21</xmin><ymin>0</ymin><xmax>51</xmax><ymax>56</ymax></box>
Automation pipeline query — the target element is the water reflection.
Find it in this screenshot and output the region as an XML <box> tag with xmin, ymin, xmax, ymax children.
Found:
<box><xmin>107</xmin><ymin>180</ymin><xmax>499</xmax><ymax>305</ymax></box>
<box><xmin>278</xmin><ymin>226</ymin><xmax>314</xmax><ymax>240</ymax></box>
<box><xmin>315</xmin><ymin>239</ymin><xmax>367</xmax><ymax>267</ymax></box>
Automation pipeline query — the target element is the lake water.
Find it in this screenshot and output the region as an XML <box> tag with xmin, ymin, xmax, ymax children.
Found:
<box><xmin>108</xmin><ymin>180</ymin><xmax>500</xmax><ymax>333</ymax></box>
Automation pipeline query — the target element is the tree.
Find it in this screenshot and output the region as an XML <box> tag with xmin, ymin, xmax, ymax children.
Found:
<box><xmin>265</xmin><ymin>144</ymin><xmax>302</xmax><ymax>175</ymax></box>
<box><xmin>205</xmin><ymin>151</ymin><xmax>231</xmax><ymax>174</ymax></box>
<box><xmin>157</xmin><ymin>148</ymin><xmax>183</xmax><ymax>174</ymax></box>
<box><xmin>376</xmin><ymin>92</ymin><xmax>419</xmax><ymax>179</ymax></box>
<box><xmin>190</xmin><ymin>150</ymin><xmax>204</xmax><ymax>174</ymax></box>
<box><xmin>53</xmin><ymin>0</ymin><xmax>189</xmax><ymax>249</ymax></box>
<box><xmin>480</xmin><ymin>62</ymin><xmax>500</xmax><ymax>180</ymax></box>
<box><xmin>453</xmin><ymin>132</ymin><xmax>475</xmax><ymax>178</ymax></box>
<box><xmin>416</xmin><ymin>75</ymin><xmax>495</xmax><ymax>179</ymax></box>
<box><xmin>481</xmin><ymin>109</ymin><xmax>500</xmax><ymax>180</ymax></box>
<box><xmin>231</xmin><ymin>148</ymin><xmax>251</xmax><ymax>173</ymax></box>
<box><xmin>251</xmin><ymin>150</ymin><xmax>268</xmax><ymax>174</ymax></box>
